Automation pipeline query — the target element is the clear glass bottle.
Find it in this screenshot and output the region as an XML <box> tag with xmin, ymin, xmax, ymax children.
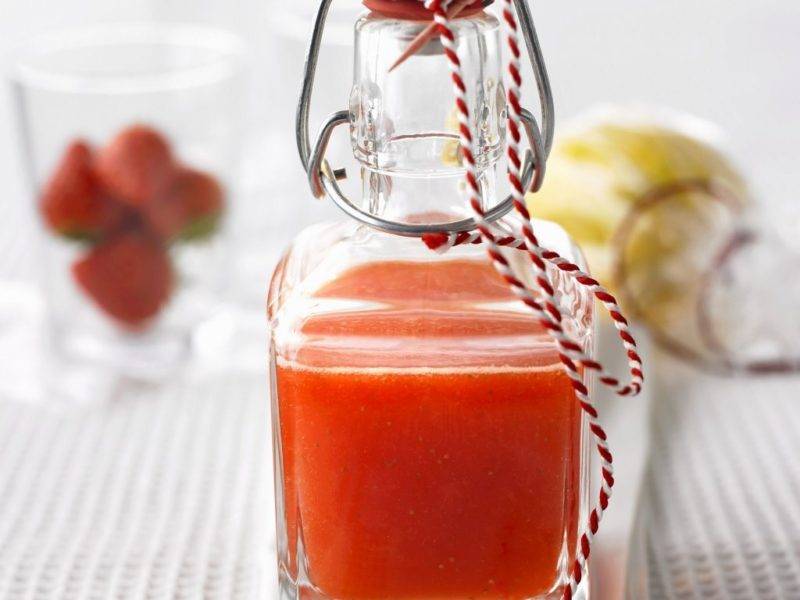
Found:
<box><xmin>269</xmin><ymin>8</ymin><xmax>593</xmax><ymax>600</ymax></box>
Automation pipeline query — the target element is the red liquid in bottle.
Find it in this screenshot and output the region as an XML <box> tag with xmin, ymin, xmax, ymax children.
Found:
<box><xmin>274</xmin><ymin>260</ymin><xmax>582</xmax><ymax>599</ymax></box>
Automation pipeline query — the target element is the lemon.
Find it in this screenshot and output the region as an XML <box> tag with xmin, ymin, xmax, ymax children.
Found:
<box><xmin>527</xmin><ymin>107</ymin><xmax>748</xmax><ymax>297</ymax></box>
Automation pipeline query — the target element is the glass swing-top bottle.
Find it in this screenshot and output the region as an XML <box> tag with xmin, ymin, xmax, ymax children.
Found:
<box><xmin>268</xmin><ymin>1</ymin><xmax>593</xmax><ymax>598</ymax></box>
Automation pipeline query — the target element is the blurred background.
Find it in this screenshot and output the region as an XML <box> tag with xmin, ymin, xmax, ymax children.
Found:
<box><xmin>0</xmin><ymin>1</ymin><xmax>798</xmax><ymax>599</ymax></box>
<box><xmin>2</xmin><ymin>0</ymin><xmax>799</xmax><ymax>274</ymax></box>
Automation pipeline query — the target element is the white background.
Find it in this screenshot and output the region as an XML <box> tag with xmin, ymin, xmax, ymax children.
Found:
<box><xmin>1</xmin><ymin>0</ymin><xmax>799</xmax><ymax>282</ymax></box>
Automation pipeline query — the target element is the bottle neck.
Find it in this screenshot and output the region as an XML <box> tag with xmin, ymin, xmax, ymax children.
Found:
<box><xmin>360</xmin><ymin>165</ymin><xmax>498</xmax><ymax>224</ymax></box>
<box><xmin>350</xmin><ymin>11</ymin><xmax>504</xmax><ymax>223</ymax></box>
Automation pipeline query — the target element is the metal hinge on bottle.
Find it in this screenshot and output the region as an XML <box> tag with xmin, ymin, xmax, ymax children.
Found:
<box><xmin>296</xmin><ymin>0</ymin><xmax>554</xmax><ymax>238</ymax></box>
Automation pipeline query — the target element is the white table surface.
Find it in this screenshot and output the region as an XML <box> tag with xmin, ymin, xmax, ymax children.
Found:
<box><xmin>628</xmin><ymin>359</ymin><xmax>800</xmax><ymax>600</ymax></box>
<box><xmin>0</xmin><ymin>367</ymin><xmax>274</xmax><ymax>600</ymax></box>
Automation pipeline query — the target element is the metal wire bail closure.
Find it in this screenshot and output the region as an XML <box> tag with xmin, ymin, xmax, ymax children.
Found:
<box><xmin>296</xmin><ymin>0</ymin><xmax>555</xmax><ymax>238</ymax></box>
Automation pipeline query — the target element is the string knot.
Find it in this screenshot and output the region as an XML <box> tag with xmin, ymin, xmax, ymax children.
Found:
<box><xmin>422</xmin><ymin>232</ymin><xmax>450</xmax><ymax>250</ymax></box>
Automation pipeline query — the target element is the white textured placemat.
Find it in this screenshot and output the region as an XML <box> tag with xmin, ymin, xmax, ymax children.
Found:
<box><xmin>0</xmin><ymin>369</ymin><xmax>274</xmax><ymax>600</ymax></box>
<box><xmin>628</xmin><ymin>361</ymin><xmax>800</xmax><ymax>600</ymax></box>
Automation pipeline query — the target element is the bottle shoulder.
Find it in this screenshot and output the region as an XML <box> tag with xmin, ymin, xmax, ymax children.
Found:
<box><xmin>268</xmin><ymin>218</ymin><xmax>594</xmax><ymax>369</ymax></box>
<box><xmin>269</xmin><ymin>218</ymin><xmax>587</xmax><ymax>299</ymax></box>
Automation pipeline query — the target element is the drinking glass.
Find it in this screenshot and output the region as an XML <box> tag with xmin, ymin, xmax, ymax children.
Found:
<box><xmin>10</xmin><ymin>24</ymin><xmax>245</xmax><ymax>378</ymax></box>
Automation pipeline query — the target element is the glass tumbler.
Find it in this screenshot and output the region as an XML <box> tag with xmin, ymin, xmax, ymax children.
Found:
<box><xmin>9</xmin><ymin>24</ymin><xmax>246</xmax><ymax>377</ymax></box>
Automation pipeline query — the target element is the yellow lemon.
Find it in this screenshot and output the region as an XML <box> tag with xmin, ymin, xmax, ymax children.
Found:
<box><xmin>527</xmin><ymin>108</ymin><xmax>748</xmax><ymax>306</ymax></box>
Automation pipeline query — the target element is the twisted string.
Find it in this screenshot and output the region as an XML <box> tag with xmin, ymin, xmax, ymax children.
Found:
<box><xmin>420</xmin><ymin>0</ymin><xmax>643</xmax><ymax>596</ymax></box>
<box><xmin>425</xmin><ymin>230</ymin><xmax>643</xmax><ymax>395</ymax></box>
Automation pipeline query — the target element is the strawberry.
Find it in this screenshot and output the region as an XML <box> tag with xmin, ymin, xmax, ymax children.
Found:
<box><xmin>144</xmin><ymin>167</ymin><xmax>224</xmax><ymax>241</ymax></box>
<box><xmin>39</xmin><ymin>141</ymin><xmax>128</xmax><ymax>240</ymax></box>
<box><xmin>72</xmin><ymin>231</ymin><xmax>174</xmax><ymax>328</ymax></box>
<box><xmin>95</xmin><ymin>125</ymin><xmax>174</xmax><ymax>207</ymax></box>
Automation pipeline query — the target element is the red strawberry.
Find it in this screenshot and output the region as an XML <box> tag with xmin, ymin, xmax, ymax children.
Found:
<box><xmin>39</xmin><ymin>141</ymin><xmax>128</xmax><ymax>239</ymax></box>
<box><xmin>144</xmin><ymin>167</ymin><xmax>224</xmax><ymax>241</ymax></box>
<box><xmin>95</xmin><ymin>125</ymin><xmax>174</xmax><ymax>207</ymax></box>
<box><xmin>72</xmin><ymin>231</ymin><xmax>174</xmax><ymax>328</ymax></box>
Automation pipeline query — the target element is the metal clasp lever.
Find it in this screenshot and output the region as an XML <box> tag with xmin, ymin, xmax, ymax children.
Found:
<box><xmin>296</xmin><ymin>0</ymin><xmax>554</xmax><ymax>238</ymax></box>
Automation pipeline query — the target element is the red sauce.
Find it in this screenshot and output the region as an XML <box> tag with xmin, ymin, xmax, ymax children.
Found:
<box><xmin>275</xmin><ymin>260</ymin><xmax>581</xmax><ymax>599</ymax></box>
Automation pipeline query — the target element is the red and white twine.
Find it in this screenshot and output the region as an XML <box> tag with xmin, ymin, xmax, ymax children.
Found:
<box><xmin>420</xmin><ymin>0</ymin><xmax>644</xmax><ymax>596</ymax></box>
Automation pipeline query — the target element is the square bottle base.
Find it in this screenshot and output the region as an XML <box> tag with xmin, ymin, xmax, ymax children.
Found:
<box><xmin>278</xmin><ymin>568</ymin><xmax>590</xmax><ymax>600</ymax></box>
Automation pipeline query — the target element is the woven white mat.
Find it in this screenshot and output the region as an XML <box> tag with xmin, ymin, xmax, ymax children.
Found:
<box><xmin>0</xmin><ymin>370</ymin><xmax>274</xmax><ymax>600</ymax></box>
<box><xmin>628</xmin><ymin>361</ymin><xmax>800</xmax><ymax>600</ymax></box>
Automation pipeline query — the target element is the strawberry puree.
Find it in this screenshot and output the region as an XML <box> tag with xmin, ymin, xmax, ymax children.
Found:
<box><xmin>275</xmin><ymin>260</ymin><xmax>581</xmax><ymax>599</ymax></box>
